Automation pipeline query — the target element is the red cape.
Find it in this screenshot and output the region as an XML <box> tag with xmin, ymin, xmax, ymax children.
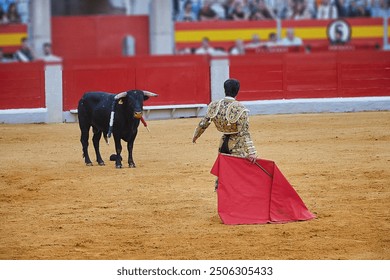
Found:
<box><xmin>211</xmin><ymin>154</ymin><xmax>316</xmax><ymax>225</ymax></box>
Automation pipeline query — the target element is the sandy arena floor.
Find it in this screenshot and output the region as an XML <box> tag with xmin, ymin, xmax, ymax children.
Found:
<box><xmin>0</xmin><ymin>111</ymin><xmax>389</xmax><ymax>260</ymax></box>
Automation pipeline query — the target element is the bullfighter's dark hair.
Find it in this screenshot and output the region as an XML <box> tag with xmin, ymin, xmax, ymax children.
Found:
<box><xmin>224</xmin><ymin>78</ymin><xmax>240</xmax><ymax>98</ymax></box>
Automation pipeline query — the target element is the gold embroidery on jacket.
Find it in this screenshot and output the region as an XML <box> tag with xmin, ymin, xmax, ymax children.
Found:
<box><xmin>193</xmin><ymin>98</ymin><xmax>257</xmax><ymax>157</ymax></box>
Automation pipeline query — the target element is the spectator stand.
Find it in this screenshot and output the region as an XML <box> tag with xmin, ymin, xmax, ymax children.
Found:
<box><xmin>175</xmin><ymin>17</ymin><xmax>386</xmax><ymax>54</ymax></box>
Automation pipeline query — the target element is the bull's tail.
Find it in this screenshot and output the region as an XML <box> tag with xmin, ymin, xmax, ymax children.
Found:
<box><xmin>103</xmin><ymin>133</ymin><xmax>109</xmax><ymax>145</ymax></box>
<box><xmin>106</xmin><ymin>100</ymin><xmax>116</xmax><ymax>140</ymax></box>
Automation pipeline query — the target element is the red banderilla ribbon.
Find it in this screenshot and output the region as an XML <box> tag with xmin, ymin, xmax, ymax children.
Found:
<box><xmin>140</xmin><ymin>116</ymin><xmax>150</xmax><ymax>132</ymax></box>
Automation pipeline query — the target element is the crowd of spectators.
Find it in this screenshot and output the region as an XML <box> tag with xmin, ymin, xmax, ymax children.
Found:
<box><xmin>1</xmin><ymin>0</ymin><xmax>60</xmax><ymax>63</ymax></box>
<box><xmin>175</xmin><ymin>27</ymin><xmax>306</xmax><ymax>56</ymax></box>
<box><xmin>1</xmin><ymin>0</ymin><xmax>28</xmax><ymax>62</ymax></box>
<box><xmin>174</xmin><ymin>0</ymin><xmax>390</xmax><ymax>54</ymax></box>
<box><xmin>0</xmin><ymin>36</ymin><xmax>61</xmax><ymax>63</ymax></box>
<box><xmin>174</xmin><ymin>0</ymin><xmax>390</xmax><ymax>22</ymax></box>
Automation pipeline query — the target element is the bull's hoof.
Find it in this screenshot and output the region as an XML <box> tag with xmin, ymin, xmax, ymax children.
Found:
<box><xmin>86</xmin><ymin>162</ymin><xmax>93</xmax><ymax>166</ymax></box>
<box><xmin>98</xmin><ymin>162</ymin><xmax>105</xmax><ymax>166</ymax></box>
<box><xmin>110</xmin><ymin>154</ymin><xmax>122</xmax><ymax>161</ymax></box>
<box><xmin>129</xmin><ymin>163</ymin><xmax>136</xmax><ymax>168</ymax></box>
<box><xmin>115</xmin><ymin>164</ymin><xmax>122</xmax><ymax>169</ymax></box>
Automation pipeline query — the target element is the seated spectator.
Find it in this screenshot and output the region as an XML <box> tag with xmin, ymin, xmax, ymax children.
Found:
<box><xmin>278</xmin><ymin>0</ymin><xmax>295</xmax><ymax>19</ymax></box>
<box><xmin>370</xmin><ymin>0</ymin><xmax>390</xmax><ymax>17</ymax></box>
<box><xmin>211</xmin><ymin>0</ymin><xmax>226</xmax><ymax>19</ymax></box>
<box><xmin>198</xmin><ymin>0</ymin><xmax>219</xmax><ymax>21</ymax></box>
<box><xmin>230</xmin><ymin>39</ymin><xmax>245</xmax><ymax>55</ymax></box>
<box><xmin>334</xmin><ymin>0</ymin><xmax>349</xmax><ymax>18</ymax></box>
<box><xmin>245</xmin><ymin>33</ymin><xmax>264</xmax><ymax>49</ymax></box>
<box><xmin>229</xmin><ymin>1</ymin><xmax>249</xmax><ymax>20</ymax></box>
<box><xmin>267</xmin><ymin>0</ymin><xmax>288</xmax><ymax>19</ymax></box>
<box><xmin>0</xmin><ymin>47</ymin><xmax>15</xmax><ymax>63</ymax></box>
<box><xmin>176</xmin><ymin>0</ymin><xmax>197</xmax><ymax>21</ymax></box>
<box><xmin>173</xmin><ymin>0</ymin><xmax>180</xmax><ymax>19</ymax></box>
<box><xmin>316</xmin><ymin>0</ymin><xmax>338</xmax><ymax>19</ymax></box>
<box><xmin>306</xmin><ymin>0</ymin><xmax>317</xmax><ymax>16</ymax></box>
<box><xmin>223</xmin><ymin>0</ymin><xmax>235</xmax><ymax>20</ymax></box>
<box><xmin>224</xmin><ymin>0</ymin><xmax>252</xmax><ymax>19</ymax></box>
<box><xmin>242</xmin><ymin>0</ymin><xmax>257</xmax><ymax>17</ymax></box>
<box><xmin>195</xmin><ymin>37</ymin><xmax>216</xmax><ymax>54</ymax></box>
<box><xmin>15</xmin><ymin>0</ymin><xmax>28</xmax><ymax>23</ymax></box>
<box><xmin>250</xmin><ymin>0</ymin><xmax>276</xmax><ymax>20</ymax></box>
<box><xmin>265</xmin><ymin>32</ymin><xmax>281</xmax><ymax>47</ymax></box>
<box><xmin>41</xmin><ymin>42</ymin><xmax>62</xmax><ymax>62</ymax></box>
<box><xmin>348</xmin><ymin>0</ymin><xmax>371</xmax><ymax>17</ymax></box>
<box><xmin>279</xmin><ymin>28</ymin><xmax>303</xmax><ymax>46</ymax></box>
<box><xmin>195</xmin><ymin>37</ymin><xmax>227</xmax><ymax>56</ymax></box>
<box><xmin>14</xmin><ymin>37</ymin><xmax>35</xmax><ymax>62</ymax></box>
<box><xmin>6</xmin><ymin>2</ymin><xmax>20</xmax><ymax>23</ymax></box>
<box><xmin>287</xmin><ymin>0</ymin><xmax>313</xmax><ymax>19</ymax></box>
<box><xmin>0</xmin><ymin>47</ymin><xmax>5</xmax><ymax>62</ymax></box>
<box><xmin>1</xmin><ymin>5</ymin><xmax>7</xmax><ymax>23</ymax></box>
<box><xmin>176</xmin><ymin>47</ymin><xmax>193</xmax><ymax>55</ymax></box>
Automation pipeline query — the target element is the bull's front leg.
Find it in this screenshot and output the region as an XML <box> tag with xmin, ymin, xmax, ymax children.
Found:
<box><xmin>113</xmin><ymin>135</ymin><xmax>123</xmax><ymax>168</ymax></box>
<box><xmin>127</xmin><ymin>140</ymin><xmax>136</xmax><ymax>168</ymax></box>
<box><xmin>127</xmin><ymin>129</ymin><xmax>138</xmax><ymax>168</ymax></box>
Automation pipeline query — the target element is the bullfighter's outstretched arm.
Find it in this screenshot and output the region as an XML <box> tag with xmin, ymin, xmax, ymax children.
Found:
<box><xmin>192</xmin><ymin>116</ymin><xmax>211</xmax><ymax>143</ymax></box>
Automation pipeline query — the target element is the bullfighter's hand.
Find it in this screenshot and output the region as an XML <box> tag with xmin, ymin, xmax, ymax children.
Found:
<box><xmin>247</xmin><ymin>154</ymin><xmax>257</xmax><ymax>164</ymax></box>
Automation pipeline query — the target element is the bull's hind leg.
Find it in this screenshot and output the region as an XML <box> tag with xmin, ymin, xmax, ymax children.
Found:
<box><xmin>92</xmin><ymin>127</ymin><xmax>105</xmax><ymax>166</ymax></box>
<box><xmin>80</xmin><ymin>127</ymin><xmax>93</xmax><ymax>166</ymax></box>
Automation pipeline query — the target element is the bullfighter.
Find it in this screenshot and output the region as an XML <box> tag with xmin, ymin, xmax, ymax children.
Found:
<box><xmin>192</xmin><ymin>78</ymin><xmax>257</xmax><ymax>166</ymax></box>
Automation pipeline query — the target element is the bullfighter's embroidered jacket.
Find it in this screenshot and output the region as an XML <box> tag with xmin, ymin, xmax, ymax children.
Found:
<box><xmin>193</xmin><ymin>96</ymin><xmax>257</xmax><ymax>157</ymax></box>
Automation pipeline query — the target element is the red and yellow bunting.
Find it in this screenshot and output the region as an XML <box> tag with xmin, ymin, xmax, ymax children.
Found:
<box><xmin>0</xmin><ymin>24</ymin><xmax>28</xmax><ymax>52</ymax></box>
<box><xmin>175</xmin><ymin>18</ymin><xmax>388</xmax><ymax>48</ymax></box>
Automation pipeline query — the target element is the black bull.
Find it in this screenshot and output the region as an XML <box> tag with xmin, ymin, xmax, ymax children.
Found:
<box><xmin>77</xmin><ymin>90</ymin><xmax>158</xmax><ymax>168</ymax></box>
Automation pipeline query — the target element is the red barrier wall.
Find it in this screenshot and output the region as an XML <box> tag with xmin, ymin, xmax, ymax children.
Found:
<box><xmin>133</xmin><ymin>55</ymin><xmax>210</xmax><ymax>106</ymax></box>
<box><xmin>0</xmin><ymin>61</ymin><xmax>45</xmax><ymax>109</ymax></box>
<box><xmin>1</xmin><ymin>52</ymin><xmax>388</xmax><ymax>112</ymax></box>
<box><xmin>62</xmin><ymin>55</ymin><xmax>211</xmax><ymax>111</ymax></box>
<box><xmin>230</xmin><ymin>51</ymin><xmax>390</xmax><ymax>101</ymax></box>
<box><xmin>52</xmin><ymin>15</ymin><xmax>149</xmax><ymax>59</ymax></box>
<box><xmin>62</xmin><ymin>57</ymin><xmax>137</xmax><ymax>111</ymax></box>
<box><xmin>338</xmin><ymin>51</ymin><xmax>390</xmax><ymax>97</ymax></box>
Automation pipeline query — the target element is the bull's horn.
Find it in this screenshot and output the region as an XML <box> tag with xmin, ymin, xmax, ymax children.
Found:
<box><xmin>143</xmin><ymin>90</ymin><xmax>158</xmax><ymax>97</ymax></box>
<box><xmin>114</xmin><ymin>91</ymin><xmax>128</xmax><ymax>100</ymax></box>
